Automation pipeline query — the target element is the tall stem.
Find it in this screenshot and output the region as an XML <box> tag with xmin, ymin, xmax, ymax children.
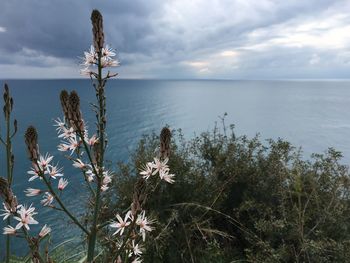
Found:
<box><xmin>87</xmin><ymin>52</ymin><xmax>105</xmax><ymax>262</ymax></box>
<box><xmin>22</xmin><ymin>228</ymin><xmax>45</xmax><ymax>263</ymax></box>
<box><xmin>5</xmin><ymin>101</ymin><xmax>12</xmax><ymax>263</ymax></box>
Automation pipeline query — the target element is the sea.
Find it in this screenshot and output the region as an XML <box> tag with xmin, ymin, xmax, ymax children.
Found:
<box><xmin>1</xmin><ymin>79</ymin><xmax>350</xmax><ymax>257</ymax></box>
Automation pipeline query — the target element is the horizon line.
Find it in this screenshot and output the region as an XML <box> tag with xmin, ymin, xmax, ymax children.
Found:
<box><xmin>1</xmin><ymin>77</ymin><xmax>350</xmax><ymax>81</ymax></box>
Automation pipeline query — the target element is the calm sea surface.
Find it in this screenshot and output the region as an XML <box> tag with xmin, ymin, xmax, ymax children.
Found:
<box><xmin>1</xmin><ymin>79</ymin><xmax>350</xmax><ymax>256</ymax></box>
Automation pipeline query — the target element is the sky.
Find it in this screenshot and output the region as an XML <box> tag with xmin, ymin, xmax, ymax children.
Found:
<box><xmin>1</xmin><ymin>0</ymin><xmax>350</xmax><ymax>79</ymax></box>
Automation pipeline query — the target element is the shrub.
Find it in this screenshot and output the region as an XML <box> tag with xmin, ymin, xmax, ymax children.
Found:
<box><xmin>102</xmin><ymin>124</ymin><xmax>350</xmax><ymax>262</ymax></box>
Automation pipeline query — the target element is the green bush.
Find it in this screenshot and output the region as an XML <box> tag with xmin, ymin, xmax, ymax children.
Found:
<box><xmin>101</xmin><ymin>123</ymin><xmax>350</xmax><ymax>262</ymax></box>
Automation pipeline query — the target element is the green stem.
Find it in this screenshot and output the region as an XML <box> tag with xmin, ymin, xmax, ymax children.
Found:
<box><xmin>22</xmin><ymin>228</ymin><xmax>45</xmax><ymax>263</ymax></box>
<box><xmin>75</xmin><ymin>147</ymin><xmax>96</xmax><ymax>197</ymax></box>
<box><xmin>87</xmin><ymin>51</ymin><xmax>105</xmax><ymax>262</ymax></box>
<box><xmin>97</xmin><ymin>220</ymin><xmax>112</xmax><ymax>230</ymax></box>
<box><xmin>41</xmin><ymin>174</ymin><xmax>90</xmax><ymax>235</ymax></box>
<box><xmin>5</xmin><ymin>221</ymin><xmax>10</xmax><ymax>263</ymax></box>
<box><xmin>5</xmin><ymin>103</ymin><xmax>12</xmax><ymax>263</ymax></box>
<box><xmin>112</xmin><ymin>216</ymin><xmax>138</xmax><ymax>262</ymax></box>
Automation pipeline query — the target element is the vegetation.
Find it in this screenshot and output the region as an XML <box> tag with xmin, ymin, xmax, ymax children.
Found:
<box><xmin>1</xmin><ymin>7</ymin><xmax>350</xmax><ymax>263</ymax></box>
<box><xmin>100</xmin><ymin>122</ymin><xmax>350</xmax><ymax>262</ymax></box>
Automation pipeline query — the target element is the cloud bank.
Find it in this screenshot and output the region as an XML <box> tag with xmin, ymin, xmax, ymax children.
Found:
<box><xmin>1</xmin><ymin>0</ymin><xmax>350</xmax><ymax>79</ymax></box>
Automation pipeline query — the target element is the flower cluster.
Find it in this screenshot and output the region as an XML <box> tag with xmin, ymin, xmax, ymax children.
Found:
<box><xmin>80</xmin><ymin>45</ymin><xmax>119</xmax><ymax>76</ymax></box>
<box><xmin>109</xmin><ymin>210</ymin><xmax>154</xmax><ymax>262</ymax></box>
<box><xmin>55</xmin><ymin>117</ymin><xmax>112</xmax><ymax>192</ymax></box>
<box><xmin>2</xmin><ymin>203</ymin><xmax>50</xmax><ymax>239</ymax></box>
<box><xmin>140</xmin><ymin>158</ymin><xmax>175</xmax><ymax>184</ymax></box>
<box><xmin>25</xmin><ymin>152</ymin><xmax>68</xmax><ymax>206</ymax></box>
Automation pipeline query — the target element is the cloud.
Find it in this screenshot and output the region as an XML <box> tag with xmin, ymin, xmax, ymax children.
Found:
<box><xmin>0</xmin><ymin>0</ymin><xmax>350</xmax><ymax>79</ymax></box>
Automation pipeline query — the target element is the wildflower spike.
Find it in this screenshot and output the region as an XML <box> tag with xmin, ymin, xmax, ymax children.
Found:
<box><xmin>91</xmin><ymin>10</ymin><xmax>104</xmax><ymax>53</ymax></box>
<box><xmin>60</xmin><ymin>90</ymin><xmax>70</xmax><ymax>122</ymax></box>
<box><xmin>3</xmin><ymin>83</ymin><xmax>13</xmax><ymax>119</ymax></box>
<box><xmin>68</xmin><ymin>91</ymin><xmax>84</xmax><ymax>131</ymax></box>
<box><xmin>0</xmin><ymin>177</ymin><xmax>18</xmax><ymax>215</ymax></box>
<box><xmin>160</xmin><ymin>127</ymin><xmax>171</xmax><ymax>160</ymax></box>
<box><xmin>25</xmin><ymin>126</ymin><xmax>39</xmax><ymax>162</ymax></box>
<box><xmin>131</xmin><ymin>178</ymin><xmax>146</xmax><ymax>216</ymax></box>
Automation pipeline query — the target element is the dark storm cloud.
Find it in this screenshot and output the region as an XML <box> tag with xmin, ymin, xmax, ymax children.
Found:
<box><xmin>0</xmin><ymin>0</ymin><xmax>350</xmax><ymax>78</ymax></box>
<box><xmin>0</xmin><ymin>0</ymin><xmax>161</xmax><ymax>61</ymax></box>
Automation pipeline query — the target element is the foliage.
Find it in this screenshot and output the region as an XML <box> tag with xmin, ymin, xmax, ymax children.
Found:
<box><xmin>102</xmin><ymin>123</ymin><xmax>350</xmax><ymax>262</ymax></box>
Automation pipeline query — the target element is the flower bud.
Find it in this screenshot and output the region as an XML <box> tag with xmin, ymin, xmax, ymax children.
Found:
<box><xmin>25</xmin><ymin>126</ymin><xmax>39</xmax><ymax>162</ymax></box>
<box><xmin>91</xmin><ymin>10</ymin><xmax>104</xmax><ymax>53</ymax></box>
<box><xmin>160</xmin><ymin>127</ymin><xmax>171</xmax><ymax>160</ymax></box>
<box><xmin>3</xmin><ymin>83</ymin><xmax>13</xmax><ymax>119</ymax></box>
<box><xmin>60</xmin><ymin>90</ymin><xmax>70</xmax><ymax>122</ymax></box>
<box><xmin>13</xmin><ymin>119</ymin><xmax>17</xmax><ymax>134</ymax></box>
<box><xmin>0</xmin><ymin>177</ymin><xmax>18</xmax><ymax>212</ymax></box>
<box><xmin>68</xmin><ymin>91</ymin><xmax>84</xmax><ymax>132</ymax></box>
<box><xmin>132</xmin><ymin>178</ymin><xmax>147</xmax><ymax>216</ymax></box>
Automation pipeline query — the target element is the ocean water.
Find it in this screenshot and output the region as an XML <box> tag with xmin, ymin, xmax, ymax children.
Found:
<box><xmin>1</xmin><ymin>79</ymin><xmax>350</xmax><ymax>256</ymax></box>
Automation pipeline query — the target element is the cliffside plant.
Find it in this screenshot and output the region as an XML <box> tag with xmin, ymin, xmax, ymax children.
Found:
<box><xmin>0</xmin><ymin>10</ymin><xmax>175</xmax><ymax>263</ymax></box>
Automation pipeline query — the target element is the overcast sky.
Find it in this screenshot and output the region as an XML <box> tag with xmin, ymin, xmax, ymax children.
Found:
<box><xmin>1</xmin><ymin>0</ymin><xmax>350</xmax><ymax>79</ymax></box>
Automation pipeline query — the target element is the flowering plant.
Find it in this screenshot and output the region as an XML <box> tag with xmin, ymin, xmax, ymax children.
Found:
<box><xmin>0</xmin><ymin>9</ymin><xmax>175</xmax><ymax>263</ymax></box>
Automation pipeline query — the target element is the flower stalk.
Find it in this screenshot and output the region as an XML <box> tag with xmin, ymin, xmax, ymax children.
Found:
<box><xmin>2</xmin><ymin>84</ymin><xmax>17</xmax><ymax>263</ymax></box>
<box><xmin>24</xmin><ymin>126</ymin><xmax>90</xmax><ymax>235</ymax></box>
<box><xmin>87</xmin><ymin>10</ymin><xmax>107</xmax><ymax>260</ymax></box>
<box><xmin>6</xmin><ymin>9</ymin><xmax>174</xmax><ymax>262</ymax></box>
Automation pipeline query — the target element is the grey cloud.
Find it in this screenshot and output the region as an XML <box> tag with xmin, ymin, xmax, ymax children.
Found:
<box><xmin>0</xmin><ymin>0</ymin><xmax>350</xmax><ymax>78</ymax></box>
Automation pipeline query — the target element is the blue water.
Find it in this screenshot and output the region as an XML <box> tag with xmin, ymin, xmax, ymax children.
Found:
<box><xmin>1</xmin><ymin>79</ymin><xmax>350</xmax><ymax>257</ymax></box>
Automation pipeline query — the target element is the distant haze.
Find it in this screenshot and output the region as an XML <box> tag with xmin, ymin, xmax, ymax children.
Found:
<box><xmin>1</xmin><ymin>0</ymin><xmax>350</xmax><ymax>79</ymax></box>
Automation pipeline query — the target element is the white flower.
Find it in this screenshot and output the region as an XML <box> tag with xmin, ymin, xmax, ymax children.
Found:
<box><xmin>72</xmin><ymin>159</ymin><xmax>87</xmax><ymax>169</ymax></box>
<box><xmin>102</xmin><ymin>45</ymin><xmax>116</xmax><ymax>59</ymax></box>
<box><xmin>101</xmin><ymin>171</ymin><xmax>112</xmax><ymax>191</ymax></box>
<box><xmin>140</xmin><ymin>162</ymin><xmax>153</xmax><ymax>180</ymax></box>
<box><xmin>101</xmin><ymin>57</ymin><xmax>119</xmax><ymax>68</ymax></box>
<box><xmin>25</xmin><ymin>188</ymin><xmax>41</xmax><ymax>197</ymax></box>
<box><xmin>3</xmin><ymin>225</ymin><xmax>16</xmax><ymax>235</ymax></box>
<box><xmin>27</xmin><ymin>165</ymin><xmax>44</xmax><ymax>181</ymax></box>
<box><xmin>47</xmin><ymin>164</ymin><xmax>64</xmax><ymax>179</ymax></box>
<box><xmin>151</xmin><ymin>158</ymin><xmax>169</xmax><ymax>176</ymax></box>
<box><xmin>101</xmin><ymin>185</ymin><xmax>109</xmax><ymax>192</ymax></box>
<box><xmin>1</xmin><ymin>203</ymin><xmax>12</xmax><ymax>220</ymax></box>
<box><xmin>80</xmin><ymin>67</ymin><xmax>94</xmax><ymax>76</ymax></box>
<box><xmin>86</xmin><ymin>168</ymin><xmax>95</xmax><ymax>182</ymax></box>
<box><xmin>131</xmin><ymin>258</ymin><xmax>142</xmax><ymax>263</ymax></box>
<box><xmin>129</xmin><ymin>240</ymin><xmax>142</xmax><ymax>257</ymax></box>
<box><xmin>110</xmin><ymin>211</ymin><xmax>131</xmax><ymax>236</ymax></box>
<box><xmin>58</xmin><ymin>178</ymin><xmax>68</xmax><ymax>191</ymax></box>
<box><xmin>66</xmin><ymin>135</ymin><xmax>80</xmax><ymax>155</ymax></box>
<box><xmin>58</xmin><ymin>142</ymin><xmax>70</xmax><ymax>152</ymax></box>
<box><xmin>41</xmin><ymin>193</ymin><xmax>54</xmax><ymax>207</ymax></box>
<box><xmin>136</xmin><ymin>211</ymin><xmax>153</xmax><ymax>241</ymax></box>
<box><xmin>53</xmin><ymin>118</ymin><xmax>65</xmax><ymax>133</ymax></box>
<box><xmin>103</xmin><ymin>172</ymin><xmax>112</xmax><ymax>184</ymax></box>
<box><xmin>87</xmin><ymin>134</ymin><xmax>98</xmax><ymax>146</ymax></box>
<box><xmin>83</xmin><ymin>45</ymin><xmax>97</xmax><ymax>65</ymax></box>
<box><xmin>39</xmin><ymin>224</ymin><xmax>51</xmax><ymax>238</ymax></box>
<box><xmin>38</xmin><ymin>153</ymin><xmax>53</xmax><ymax>170</ymax></box>
<box><xmin>14</xmin><ymin>204</ymin><xmax>38</xmax><ymax>230</ymax></box>
<box><xmin>161</xmin><ymin>172</ymin><xmax>175</xmax><ymax>184</ymax></box>
<box><xmin>58</xmin><ymin>127</ymin><xmax>75</xmax><ymax>139</ymax></box>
